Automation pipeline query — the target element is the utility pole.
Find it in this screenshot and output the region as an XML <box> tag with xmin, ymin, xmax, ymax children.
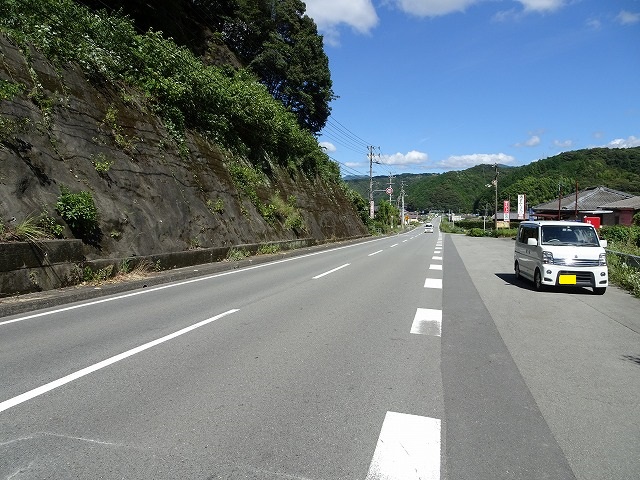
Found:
<box><xmin>368</xmin><ymin>146</ymin><xmax>380</xmax><ymax>219</ymax></box>
<box><xmin>557</xmin><ymin>182</ymin><xmax>563</xmax><ymax>220</ymax></box>
<box><xmin>493</xmin><ymin>163</ymin><xmax>499</xmax><ymax>230</ymax></box>
<box><xmin>387</xmin><ymin>172</ymin><xmax>395</xmax><ymax>203</ymax></box>
<box><xmin>400</xmin><ymin>181</ymin><xmax>406</xmax><ymax>227</ymax></box>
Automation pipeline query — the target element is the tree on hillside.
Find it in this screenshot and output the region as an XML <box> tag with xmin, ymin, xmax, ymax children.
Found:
<box><xmin>225</xmin><ymin>0</ymin><xmax>334</xmax><ymax>134</ymax></box>
<box><xmin>76</xmin><ymin>0</ymin><xmax>334</xmax><ymax>134</ymax></box>
<box><xmin>375</xmin><ymin>200</ymin><xmax>399</xmax><ymax>229</ymax></box>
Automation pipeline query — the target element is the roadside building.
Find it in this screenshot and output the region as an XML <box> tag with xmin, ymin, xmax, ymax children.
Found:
<box><xmin>531</xmin><ymin>186</ymin><xmax>635</xmax><ymax>225</ymax></box>
<box><xmin>597</xmin><ymin>196</ymin><xmax>640</xmax><ymax>226</ymax></box>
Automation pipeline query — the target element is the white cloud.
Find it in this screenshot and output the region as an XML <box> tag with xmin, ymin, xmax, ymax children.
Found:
<box><xmin>381</xmin><ymin>150</ymin><xmax>429</xmax><ymax>166</ymax></box>
<box><xmin>553</xmin><ymin>139</ymin><xmax>573</xmax><ymax>148</ymax></box>
<box><xmin>606</xmin><ymin>136</ymin><xmax>640</xmax><ymax>148</ymax></box>
<box><xmin>515</xmin><ymin>135</ymin><xmax>541</xmax><ymax>147</ymax></box>
<box><xmin>586</xmin><ymin>18</ymin><xmax>602</xmax><ymax>30</ymax></box>
<box><xmin>394</xmin><ymin>0</ymin><xmax>478</xmax><ymax>17</ymax></box>
<box><xmin>306</xmin><ymin>0</ymin><xmax>572</xmax><ymax>41</ymax></box>
<box><xmin>319</xmin><ymin>141</ymin><xmax>337</xmax><ymax>153</ymax></box>
<box><xmin>616</xmin><ymin>10</ymin><xmax>640</xmax><ymax>25</ymax></box>
<box><xmin>516</xmin><ymin>0</ymin><xmax>567</xmax><ymax>13</ymax></box>
<box><xmin>494</xmin><ymin>0</ymin><xmax>566</xmax><ymax>21</ymax></box>
<box><xmin>437</xmin><ymin>153</ymin><xmax>516</xmax><ymax>169</ymax></box>
<box><xmin>304</xmin><ymin>0</ymin><xmax>378</xmax><ymax>44</ymax></box>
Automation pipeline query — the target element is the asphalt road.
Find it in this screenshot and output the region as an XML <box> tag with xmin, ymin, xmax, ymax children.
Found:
<box><xmin>1</xmin><ymin>224</ymin><xmax>638</xmax><ymax>479</ymax></box>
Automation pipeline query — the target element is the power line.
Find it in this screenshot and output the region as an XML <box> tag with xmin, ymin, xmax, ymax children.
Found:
<box><xmin>326</xmin><ymin>118</ymin><xmax>371</xmax><ymax>147</ymax></box>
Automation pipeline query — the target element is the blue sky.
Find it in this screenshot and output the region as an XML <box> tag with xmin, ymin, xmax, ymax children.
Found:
<box><xmin>303</xmin><ymin>0</ymin><xmax>640</xmax><ymax>177</ymax></box>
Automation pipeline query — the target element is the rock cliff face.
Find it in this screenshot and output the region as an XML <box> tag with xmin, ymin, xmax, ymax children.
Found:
<box><xmin>0</xmin><ymin>34</ymin><xmax>368</xmax><ymax>260</ymax></box>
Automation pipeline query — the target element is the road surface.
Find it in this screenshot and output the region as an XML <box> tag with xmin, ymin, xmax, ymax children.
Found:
<box><xmin>1</xmin><ymin>224</ymin><xmax>638</xmax><ymax>479</ymax></box>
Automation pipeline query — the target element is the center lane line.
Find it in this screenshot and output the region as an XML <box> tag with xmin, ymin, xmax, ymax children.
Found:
<box><xmin>368</xmin><ymin>250</ymin><xmax>384</xmax><ymax>256</ymax></box>
<box><xmin>312</xmin><ymin>263</ymin><xmax>350</xmax><ymax>279</ymax></box>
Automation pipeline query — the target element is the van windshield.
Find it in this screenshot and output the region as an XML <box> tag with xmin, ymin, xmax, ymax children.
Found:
<box><xmin>541</xmin><ymin>225</ymin><xmax>600</xmax><ymax>246</ymax></box>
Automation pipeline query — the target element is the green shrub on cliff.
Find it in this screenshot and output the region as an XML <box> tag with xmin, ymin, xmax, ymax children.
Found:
<box><xmin>55</xmin><ymin>186</ymin><xmax>99</xmax><ymax>242</ymax></box>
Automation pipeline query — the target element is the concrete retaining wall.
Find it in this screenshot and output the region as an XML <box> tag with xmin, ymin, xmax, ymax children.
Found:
<box><xmin>0</xmin><ymin>237</ymin><xmax>342</xmax><ymax>298</ymax></box>
<box><xmin>83</xmin><ymin>239</ymin><xmax>317</xmax><ymax>274</ymax></box>
<box><xmin>0</xmin><ymin>240</ymin><xmax>85</xmax><ymax>297</ymax></box>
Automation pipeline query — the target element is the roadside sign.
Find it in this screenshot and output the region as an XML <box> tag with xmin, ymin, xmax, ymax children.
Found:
<box><xmin>386</xmin><ymin>187</ymin><xmax>393</xmax><ymax>195</ymax></box>
<box><xmin>517</xmin><ymin>194</ymin><xmax>525</xmax><ymax>219</ymax></box>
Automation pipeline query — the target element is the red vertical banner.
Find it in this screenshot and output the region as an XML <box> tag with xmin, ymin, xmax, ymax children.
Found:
<box><xmin>503</xmin><ymin>200</ymin><xmax>510</xmax><ymax>223</ymax></box>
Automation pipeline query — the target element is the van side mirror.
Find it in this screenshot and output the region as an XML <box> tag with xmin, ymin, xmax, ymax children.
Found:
<box><xmin>527</xmin><ymin>238</ymin><xmax>538</xmax><ymax>246</ymax></box>
<box><xmin>600</xmin><ymin>239</ymin><xmax>607</xmax><ymax>248</ymax></box>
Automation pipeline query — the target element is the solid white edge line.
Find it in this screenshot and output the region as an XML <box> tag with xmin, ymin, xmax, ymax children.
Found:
<box><xmin>0</xmin><ymin>309</ymin><xmax>239</xmax><ymax>413</ymax></box>
<box><xmin>312</xmin><ymin>263</ymin><xmax>350</xmax><ymax>279</ymax></box>
<box><xmin>366</xmin><ymin>411</ymin><xmax>441</xmax><ymax>480</ymax></box>
<box><xmin>2</xmin><ymin>234</ymin><xmax>403</xmax><ymax>327</ymax></box>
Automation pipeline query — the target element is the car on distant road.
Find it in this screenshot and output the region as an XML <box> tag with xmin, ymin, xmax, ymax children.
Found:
<box><xmin>424</xmin><ymin>223</ymin><xmax>434</xmax><ymax>233</ymax></box>
<box><xmin>514</xmin><ymin>220</ymin><xmax>608</xmax><ymax>294</ymax></box>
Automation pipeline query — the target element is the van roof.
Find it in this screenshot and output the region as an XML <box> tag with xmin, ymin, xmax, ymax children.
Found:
<box><xmin>519</xmin><ymin>220</ymin><xmax>594</xmax><ymax>227</ymax></box>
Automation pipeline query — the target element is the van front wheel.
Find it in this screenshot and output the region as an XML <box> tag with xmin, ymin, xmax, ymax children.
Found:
<box><xmin>593</xmin><ymin>287</ymin><xmax>606</xmax><ymax>295</ymax></box>
<box><xmin>534</xmin><ymin>269</ymin><xmax>544</xmax><ymax>291</ymax></box>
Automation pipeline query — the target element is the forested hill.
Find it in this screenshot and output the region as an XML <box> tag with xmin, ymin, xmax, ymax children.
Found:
<box><xmin>345</xmin><ymin>147</ymin><xmax>640</xmax><ymax>213</ymax></box>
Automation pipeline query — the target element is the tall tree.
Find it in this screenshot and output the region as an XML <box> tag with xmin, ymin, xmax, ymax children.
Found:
<box><xmin>228</xmin><ymin>0</ymin><xmax>334</xmax><ymax>133</ymax></box>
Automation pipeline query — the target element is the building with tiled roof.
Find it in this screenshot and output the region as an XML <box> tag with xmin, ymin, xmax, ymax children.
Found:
<box><xmin>532</xmin><ymin>186</ymin><xmax>635</xmax><ymax>225</ymax></box>
<box><xmin>598</xmin><ymin>196</ymin><xmax>640</xmax><ymax>225</ymax></box>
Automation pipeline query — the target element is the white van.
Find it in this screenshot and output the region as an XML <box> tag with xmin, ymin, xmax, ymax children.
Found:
<box><xmin>514</xmin><ymin>220</ymin><xmax>608</xmax><ymax>294</ymax></box>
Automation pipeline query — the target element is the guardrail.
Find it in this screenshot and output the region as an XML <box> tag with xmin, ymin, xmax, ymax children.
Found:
<box><xmin>607</xmin><ymin>250</ymin><xmax>640</xmax><ymax>269</ymax></box>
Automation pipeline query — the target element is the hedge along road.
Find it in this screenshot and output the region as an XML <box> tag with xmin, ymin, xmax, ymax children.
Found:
<box><xmin>443</xmin><ymin>234</ymin><xmax>640</xmax><ymax>480</ymax></box>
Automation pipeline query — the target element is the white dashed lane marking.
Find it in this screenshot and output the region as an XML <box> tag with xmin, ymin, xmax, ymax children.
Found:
<box><xmin>366</xmin><ymin>411</ymin><xmax>441</xmax><ymax>480</ymax></box>
<box><xmin>424</xmin><ymin>278</ymin><xmax>443</xmax><ymax>289</ymax></box>
<box><xmin>411</xmin><ymin>308</ymin><xmax>442</xmax><ymax>336</ymax></box>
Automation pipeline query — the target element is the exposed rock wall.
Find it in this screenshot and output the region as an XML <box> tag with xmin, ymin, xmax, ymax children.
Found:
<box><xmin>0</xmin><ymin>34</ymin><xmax>368</xmax><ymax>260</ymax></box>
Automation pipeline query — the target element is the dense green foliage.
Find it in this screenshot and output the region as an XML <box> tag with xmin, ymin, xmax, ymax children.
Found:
<box><xmin>600</xmin><ymin>225</ymin><xmax>640</xmax><ymax>250</ymax></box>
<box><xmin>600</xmin><ymin>225</ymin><xmax>640</xmax><ymax>298</ymax></box>
<box><xmin>0</xmin><ymin>0</ymin><xmax>339</xmax><ymax>181</ymax></box>
<box><xmin>346</xmin><ymin>147</ymin><xmax>640</xmax><ymax>214</ymax></box>
<box><xmin>55</xmin><ymin>186</ymin><xmax>99</xmax><ymax>241</ymax></box>
<box><xmin>74</xmin><ymin>0</ymin><xmax>334</xmax><ymax>134</ymax></box>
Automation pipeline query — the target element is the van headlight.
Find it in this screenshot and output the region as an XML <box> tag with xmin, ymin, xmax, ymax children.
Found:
<box><xmin>542</xmin><ymin>250</ymin><xmax>554</xmax><ymax>265</ymax></box>
<box><xmin>599</xmin><ymin>253</ymin><xmax>607</xmax><ymax>266</ymax></box>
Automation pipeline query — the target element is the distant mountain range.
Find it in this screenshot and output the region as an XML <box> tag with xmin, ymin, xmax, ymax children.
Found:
<box><xmin>344</xmin><ymin>147</ymin><xmax>640</xmax><ymax>213</ymax></box>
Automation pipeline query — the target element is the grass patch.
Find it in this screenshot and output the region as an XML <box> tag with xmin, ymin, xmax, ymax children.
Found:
<box><xmin>257</xmin><ymin>243</ymin><xmax>280</xmax><ymax>255</ymax></box>
<box><xmin>0</xmin><ymin>215</ymin><xmax>49</xmax><ymax>242</ymax></box>
<box><xmin>82</xmin><ymin>259</ymin><xmax>153</xmax><ymax>285</ymax></box>
<box><xmin>226</xmin><ymin>247</ymin><xmax>250</xmax><ymax>261</ymax></box>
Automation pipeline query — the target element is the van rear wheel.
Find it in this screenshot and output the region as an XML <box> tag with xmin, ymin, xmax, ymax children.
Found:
<box><xmin>534</xmin><ymin>269</ymin><xmax>544</xmax><ymax>291</ymax></box>
<box><xmin>514</xmin><ymin>261</ymin><xmax>521</xmax><ymax>280</ymax></box>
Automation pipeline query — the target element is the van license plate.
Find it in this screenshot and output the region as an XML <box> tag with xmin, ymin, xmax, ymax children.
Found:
<box><xmin>559</xmin><ymin>274</ymin><xmax>576</xmax><ymax>285</ymax></box>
